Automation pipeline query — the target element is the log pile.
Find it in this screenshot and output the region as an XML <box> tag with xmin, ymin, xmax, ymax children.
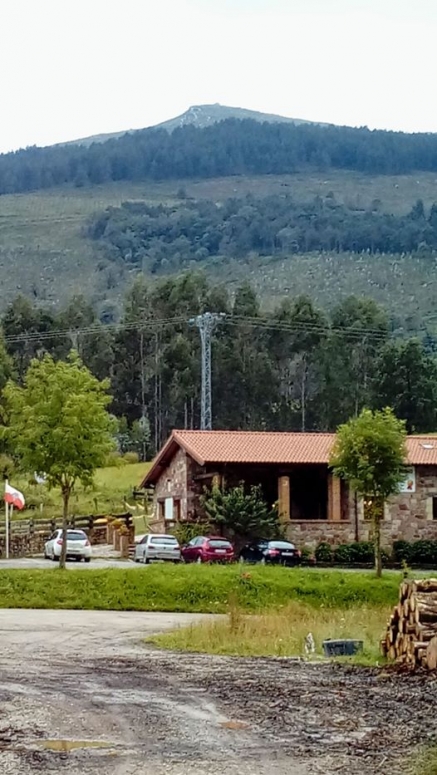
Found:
<box><xmin>382</xmin><ymin>579</ymin><xmax>437</xmax><ymax>669</ymax></box>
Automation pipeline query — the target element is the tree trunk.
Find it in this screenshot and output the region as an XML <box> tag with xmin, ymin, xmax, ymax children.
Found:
<box><xmin>59</xmin><ymin>487</ymin><xmax>70</xmax><ymax>569</ymax></box>
<box><xmin>373</xmin><ymin>509</ymin><xmax>382</xmax><ymax>578</ymax></box>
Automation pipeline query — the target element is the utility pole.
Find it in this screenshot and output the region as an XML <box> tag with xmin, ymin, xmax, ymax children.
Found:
<box><xmin>190</xmin><ymin>312</ymin><xmax>225</xmax><ymax>430</ymax></box>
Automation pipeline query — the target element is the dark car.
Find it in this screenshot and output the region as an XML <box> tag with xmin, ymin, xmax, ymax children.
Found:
<box><xmin>239</xmin><ymin>540</ymin><xmax>302</xmax><ymax>566</ymax></box>
<box><xmin>181</xmin><ymin>536</ymin><xmax>234</xmax><ymax>564</ymax></box>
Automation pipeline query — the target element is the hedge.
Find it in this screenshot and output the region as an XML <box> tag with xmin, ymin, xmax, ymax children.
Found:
<box><xmin>315</xmin><ymin>539</ymin><xmax>437</xmax><ymax>567</ymax></box>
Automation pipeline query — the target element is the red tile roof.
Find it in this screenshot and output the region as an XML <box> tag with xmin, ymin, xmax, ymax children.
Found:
<box><xmin>141</xmin><ymin>431</ymin><xmax>437</xmax><ymax>486</ymax></box>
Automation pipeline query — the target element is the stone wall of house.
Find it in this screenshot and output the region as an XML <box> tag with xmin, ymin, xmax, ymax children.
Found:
<box><xmin>286</xmin><ymin>520</ymin><xmax>356</xmax><ymax>548</ymax></box>
<box><xmin>153</xmin><ymin>447</ymin><xmax>188</xmax><ymax>528</ymax></box>
<box><xmin>381</xmin><ymin>465</ymin><xmax>437</xmax><ymax>542</ymax></box>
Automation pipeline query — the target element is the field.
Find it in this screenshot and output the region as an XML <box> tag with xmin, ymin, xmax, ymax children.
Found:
<box><xmin>11</xmin><ymin>461</ymin><xmax>148</xmax><ymax>520</ymax></box>
<box><xmin>1</xmin><ymin>171</ymin><xmax>437</xmax><ymax>321</ymax></box>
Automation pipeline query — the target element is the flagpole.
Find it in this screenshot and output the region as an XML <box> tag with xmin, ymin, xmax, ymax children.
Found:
<box><xmin>5</xmin><ymin>479</ymin><xmax>9</xmax><ymax>560</ymax></box>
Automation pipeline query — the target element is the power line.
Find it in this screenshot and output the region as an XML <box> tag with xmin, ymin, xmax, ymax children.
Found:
<box><xmin>0</xmin><ymin>310</ymin><xmax>429</xmax><ymax>347</ymax></box>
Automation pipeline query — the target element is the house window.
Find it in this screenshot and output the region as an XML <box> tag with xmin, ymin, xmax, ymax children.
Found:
<box><xmin>433</xmin><ymin>498</ymin><xmax>437</xmax><ymax>521</ymax></box>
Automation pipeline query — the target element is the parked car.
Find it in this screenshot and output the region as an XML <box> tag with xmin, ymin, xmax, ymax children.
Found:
<box><xmin>134</xmin><ymin>534</ymin><xmax>181</xmax><ymax>564</ymax></box>
<box><xmin>181</xmin><ymin>536</ymin><xmax>234</xmax><ymax>564</ymax></box>
<box><xmin>44</xmin><ymin>529</ymin><xmax>92</xmax><ymax>562</ymax></box>
<box><xmin>239</xmin><ymin>540</ymin><xmax>302</xmax><ymax>566</ymax></box>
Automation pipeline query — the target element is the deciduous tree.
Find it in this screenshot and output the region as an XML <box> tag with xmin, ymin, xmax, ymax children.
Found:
<box><xmin>3</xmin><ymin>353</ymin><xmax>115</xmax><ymax>568</ymax></box>
<box><xmin>330</xmin><ymin>408</ymin><xmax>407</xmax><ymax>577</ymax></box>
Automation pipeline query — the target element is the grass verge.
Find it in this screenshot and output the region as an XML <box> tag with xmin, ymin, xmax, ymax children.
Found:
<box><xmin>0</xmin><ymin>565</ymin><xmax>401</xmax><ymax>612</ymax></box>
<box><xmin>151</xmin><ymin>599</ymin><xmax>388</xmax><ymax>664</ymax></box>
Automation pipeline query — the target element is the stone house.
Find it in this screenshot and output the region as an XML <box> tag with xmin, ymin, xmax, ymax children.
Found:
<box><xmin>140</xmin><ymin>430</ymin><xmax>437</xmax><ymax>547</ymax></box>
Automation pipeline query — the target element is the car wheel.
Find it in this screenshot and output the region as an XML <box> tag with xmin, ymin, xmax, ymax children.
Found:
<box><xmin>84</xmin><ymin>558</ymin><xmax>91</xmax><ymax>564</ymax></box>
<box><xmin>134</xmin><ymin>557</ymin><xmax>140</xmax><ymax>563</ymax></box>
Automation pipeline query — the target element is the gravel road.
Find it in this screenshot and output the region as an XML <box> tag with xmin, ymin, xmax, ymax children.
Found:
<box><xmin>0</xmin><ymin>609</ymin><xmax>434</xmax><ymax>774</ymax></box>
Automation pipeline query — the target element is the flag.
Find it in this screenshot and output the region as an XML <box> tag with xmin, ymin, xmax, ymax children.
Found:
<box><xmin>4</xmin><ymin>483</ymin><xmax>25</xmax><ymax>510</ymax></box>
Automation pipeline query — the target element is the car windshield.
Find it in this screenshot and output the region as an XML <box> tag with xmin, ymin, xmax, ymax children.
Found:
<box><xmin>269</xmin><ymin>541</ymin><xmax>296</xmax><ymax>550</ymax></box>
<box><xmin>67</xmin><ymin>532</ymin><xmax>87</xmax><ymax>541</ymax></box>
<box><xmin>208</xmin><ymin>539</ymin><xmax>232</xmax><ymax>548</ymax></box>
<box><xmin>150</xmin><ymin>536</ymin><xmax>178</xmax><ymax>544</ymax></box>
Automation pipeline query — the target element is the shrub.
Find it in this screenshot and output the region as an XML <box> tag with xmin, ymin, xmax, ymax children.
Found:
<box><xmin>349</xmin><ymin>541</ymin><xmax>374</xmax><ymax>564</ymax></box>
<box><xmin>330</xmin><ymin>541</ymin><xmax>391</xmax><ymax>567</ymax></box>
<box><xmin>410</xmin><ymin>540</ymin><xmax>437</xmax><ymax>566</ymax></box>
<box><xmin>300</xmin><ymin>546</ymin><xmax>316</xmax><ymax>565</ymax></box>
<box><xmin>171</xmin><ymin>521</ymin><xmax>212</xmax><ymax>546</ymax></box>
<box><xmin>315</xmin><ymin>542</ymin><xmax>333</xmax><ymax>564</ymax></box>
<box><xmin>334</xmin><ymin>544</ymin><xmax>353</xmax><ymax>565</ymax></box>
<box><xmin>123</xmin><ymin>451</ymin><xmax>140</xmax><ymax>464</ymax></box>
<box><xmin>392</xmin><ymin>540</ymin><xmax>414</xmax><ymax>564</ymax></box>
<box><xmin>105</xmin><ymin>451</ymin><xmax>127</xmax><ymax>467</ymax></box>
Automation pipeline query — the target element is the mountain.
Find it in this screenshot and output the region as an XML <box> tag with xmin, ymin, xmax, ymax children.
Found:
<box><xmin>66</xmin><ymin>103</ymin><xmax>326</xmax><ymax>147</ymax></box>
<box><xmin>152</xmin><ymin>103</ymin><xmax>329</xmax><ymax>132</ymax></box>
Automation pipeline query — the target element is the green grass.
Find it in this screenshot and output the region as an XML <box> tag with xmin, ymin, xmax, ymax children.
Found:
<box><xmin>1</xmin><ymin>171</ymin><xmax>437</xmax><ymax>319</ymax></box>
<box><xmin>409</xmin><ymin>747</ymin><xmax>437</xmax><ymax>775</ymax></box>
<box><xmin>152</xmin><ymin>599</ymin><xmax>387</xmax><ymax>664</ymax></box>
<box><xmin>0</xmin><ymin>566</ymin><xmax>401</xmax><ymax>612</ymax></box>
<box><xmin>11</xmin><ymin>461</ymin><xmax>148</xmax><ymax>521</ymax></box>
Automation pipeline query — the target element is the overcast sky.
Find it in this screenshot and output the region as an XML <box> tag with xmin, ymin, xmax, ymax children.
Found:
<box><xmin>1</xmin><ymin>0</ymin><xmax>437</xmax><ymax>152</ymax></box>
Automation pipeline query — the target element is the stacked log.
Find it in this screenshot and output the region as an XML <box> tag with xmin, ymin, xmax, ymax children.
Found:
<box><xmin>382</xmin><ymin>579</ymin><xmax>437</xmax><ymax>669</ymax></box>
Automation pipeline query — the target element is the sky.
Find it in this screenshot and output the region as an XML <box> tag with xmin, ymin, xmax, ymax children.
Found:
<box><xmin>1</xmin><ymin>0</ymin><xmax>437</xmax><ymax>152</ymax></box>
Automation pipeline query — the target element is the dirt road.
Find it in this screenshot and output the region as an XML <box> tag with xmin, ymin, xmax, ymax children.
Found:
<box><xmin>0</xmin><ymin>609</ymin><xmax>434</xmax><ymax>774</ymax></box>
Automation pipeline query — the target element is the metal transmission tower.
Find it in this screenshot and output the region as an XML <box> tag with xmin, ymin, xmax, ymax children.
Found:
<box><xmin>190</xmin><ymin>312</ymin><xmax>225</xmax><ymax>430</ymax></box>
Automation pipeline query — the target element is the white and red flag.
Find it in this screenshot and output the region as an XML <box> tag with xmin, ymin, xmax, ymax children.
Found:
<box><xmin>4</xmin><ymin>483</ymin><xmax>25</xmax><ymax>510</ymax></box>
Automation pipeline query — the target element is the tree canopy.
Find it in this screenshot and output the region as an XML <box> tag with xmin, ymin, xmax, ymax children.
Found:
<box><xmin>3</xmin><ymin>119</ymin><xmax>437</xmax><ymax>195</ymax></box>
<box><xmin>330</xmin><ymin>408</ymin><xmax>407</xmax><ymax>575</ymax></box>
<box><xmin>3</xmin><ymin>352</ymin><xmax>115</xmax><ymax>566</ymax></box>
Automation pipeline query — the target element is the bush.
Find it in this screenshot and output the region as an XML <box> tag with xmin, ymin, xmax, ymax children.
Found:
<box><xmin>300</xmin><ymin>546</ymin><xmax>316</xmax><ymax>565</ymax></box>
<box><xmin>171</xmin><ymin>521</ymin><xmax>212</xmax><ymax>546</ymax></box>
<box><xmin>315</xmin><ymin>542</ymin><xmax>333</xmax><ymax>564</ymax></box>
<box><xmin>392</xmin><ymin>540</ymin><xmax>414</xmax><ymax>564</ymax></box>
<box><xmin>105</xmin><ymin>451</ymin><xmax>127</xmax><ymax>467</ymax></box>
<box><xmin>123</xmin><ymin>451</ymin><xmax>140</xmax><ymax>464</ymax></box>
<box><xmin>392</xmin><ymin>539</ymin><xmax>437</xmax><ymax>566</ymax></box>
<box><xmin>411</xmin><ymin>540</ymin><xmax>437</xmax><ymax>566</ymax></box>
<box><xmin>334</xmin><ymin>544</ymin><xmax>353</xmax><ymax>565</ymax></box>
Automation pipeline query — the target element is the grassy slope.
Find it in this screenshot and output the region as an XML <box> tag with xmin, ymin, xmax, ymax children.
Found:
<box><xmin>11</xmin><ymin>462</ymin><xmax>148</xmax><ymax>520</ymax></box>
<box><xmin>1</xmin><ymin>171</ymin><xmax>437</xmax><ymax>318</ymax></box>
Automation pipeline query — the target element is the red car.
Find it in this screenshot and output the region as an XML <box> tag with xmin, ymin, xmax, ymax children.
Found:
<box><xmin>181</xmin><ymin>535</ymin><xmax>234</xmax><ymax>564</ymax></box>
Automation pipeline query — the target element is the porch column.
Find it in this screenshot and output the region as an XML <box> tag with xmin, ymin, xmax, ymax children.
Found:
<box><xmin>328</xmin><ymin>473</ymin><xmax>341</xmax><ymax>521</ymax></box>
<box><xmin>278</xmin><ymin>475</ymin><xmax>290</xmax><ymax>522</ymax></box>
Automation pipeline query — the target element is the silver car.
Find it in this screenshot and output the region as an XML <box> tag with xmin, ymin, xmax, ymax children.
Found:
<box><xmin>134</xmin><ymin>534</ymin><xmax>181</xmax><ymax>564</ymax></box>
<box><xmin>44</xmin><ymin>529</ymin><xmax>92</xmax><ymax>562</ymax></box>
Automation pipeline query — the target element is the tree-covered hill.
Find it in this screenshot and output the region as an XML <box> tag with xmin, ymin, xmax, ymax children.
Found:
<box><xmin>1</xmin><ymin>172</ymin><xmax>437</xmax><ymax>324</ymax></box>
<box><xmin>2</xmin><ymin>118</ymin><xmax>437</xmax><ymax>196</ymax></box>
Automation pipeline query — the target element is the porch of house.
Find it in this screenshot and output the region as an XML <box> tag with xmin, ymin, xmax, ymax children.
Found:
<box><xmin>201</xmin><ymin>462</ymin><xmax>348</xmax><ymax>524</ymax></box>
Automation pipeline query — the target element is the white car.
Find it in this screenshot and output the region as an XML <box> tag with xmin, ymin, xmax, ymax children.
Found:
<box><xmin>134</xmin><ymin>534</ymin><xmax>181</xmax><ymax>564</ymax></box>
<box><xmin>44</xmin><ymin>529</ymin><xmax>92</xmax><ymax>563</ymax></box>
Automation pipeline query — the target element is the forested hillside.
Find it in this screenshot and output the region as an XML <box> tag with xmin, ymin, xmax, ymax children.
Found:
<box><xmin>2</xmin><ymin>274</ymin><xmax>437</xmax><ymax>457</ymax></box>
<box><xmin>3</xmin><ymin>118</ymin><xmax>437</xmax><ymax>195</ymax></box>
<box><xmin>89</xmin><ymin>195</ymin><xmax>437</xmax><ymax>273</ymax></box>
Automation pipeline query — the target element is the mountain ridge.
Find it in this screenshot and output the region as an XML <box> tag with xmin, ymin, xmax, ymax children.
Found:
<box><xmin>64</xmin><ymin>103</ymin><xmax>328</xmax><ymax>147</ymax></box>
